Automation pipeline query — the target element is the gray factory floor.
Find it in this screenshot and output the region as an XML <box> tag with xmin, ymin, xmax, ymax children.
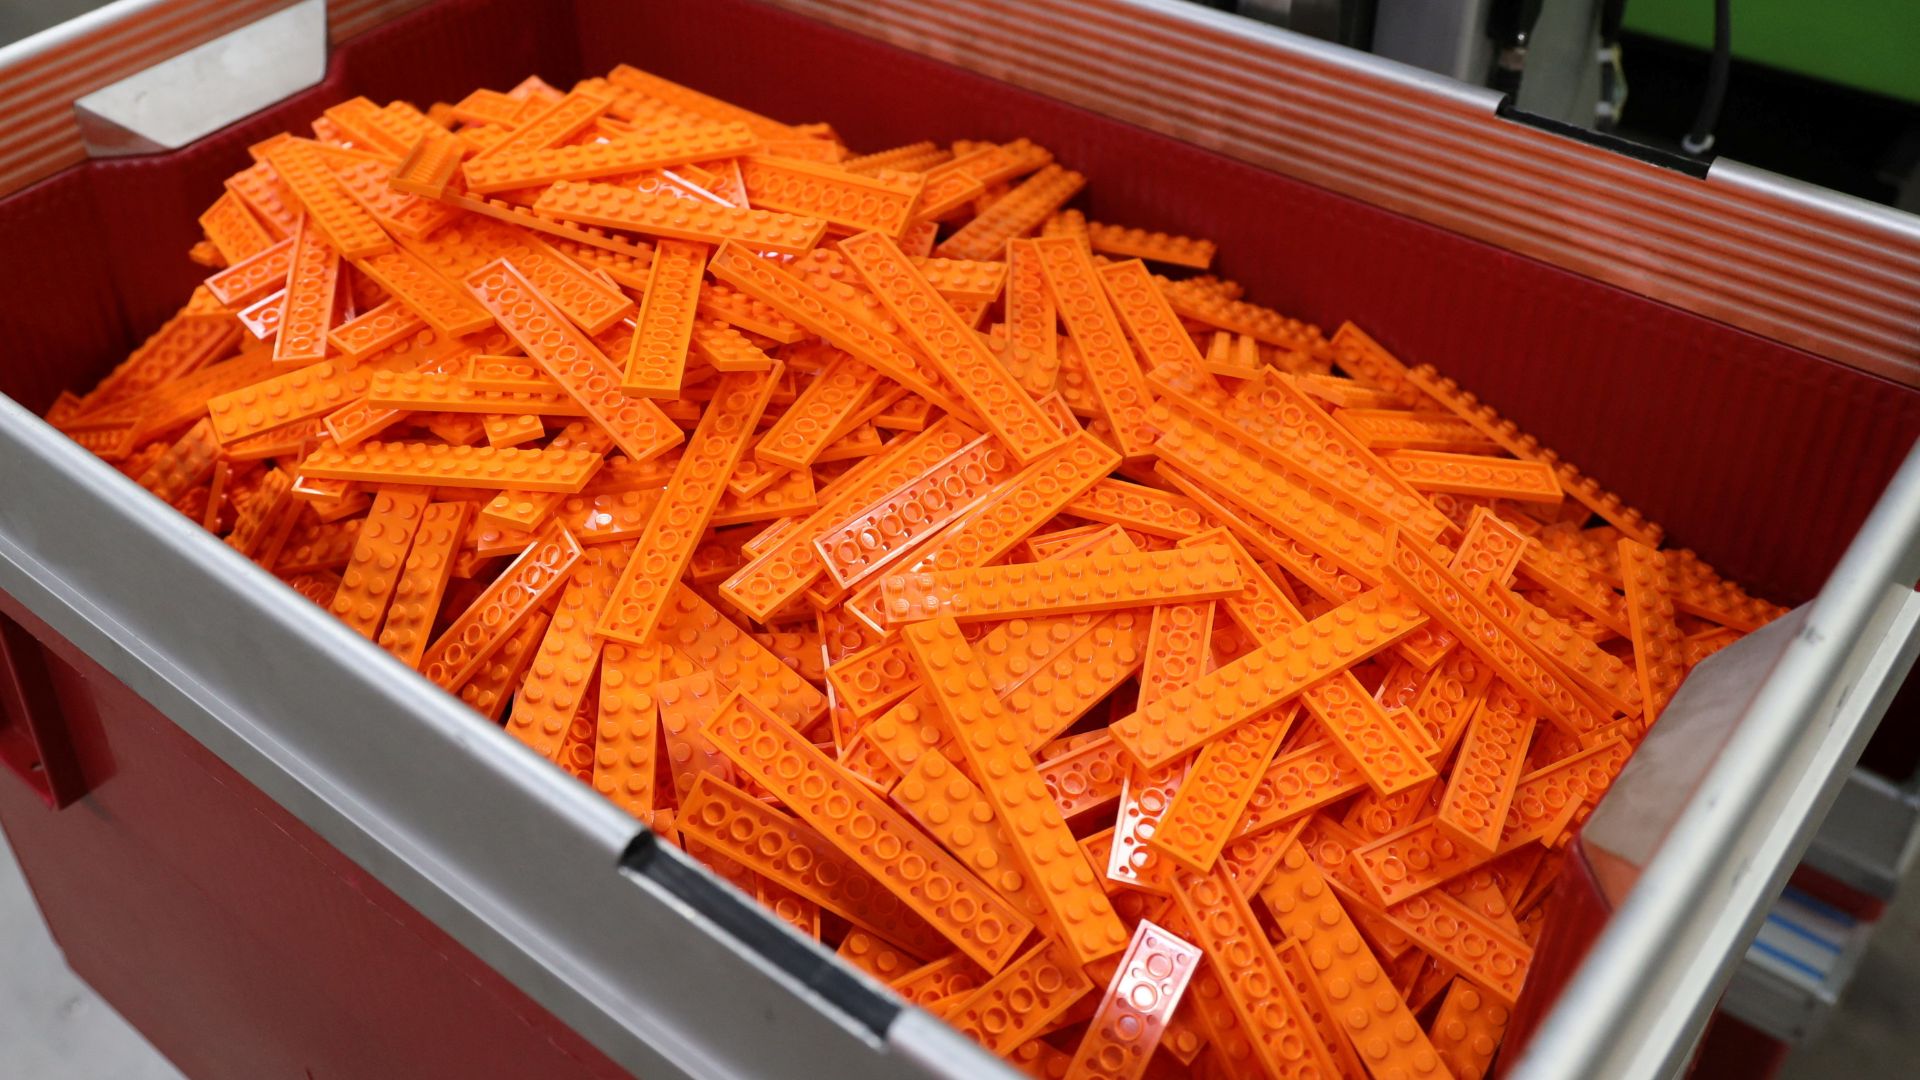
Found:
<box><xmin>3</xmin><ymin>820</ymin><xmax>1915</xmax><ymax>1077</ymax></box>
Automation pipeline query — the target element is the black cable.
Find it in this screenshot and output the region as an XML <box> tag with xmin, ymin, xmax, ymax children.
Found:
<box><xmin>1683</xmin><ymin>0</ymin><xmax>1731</xmax><ymax>154</ymax></box>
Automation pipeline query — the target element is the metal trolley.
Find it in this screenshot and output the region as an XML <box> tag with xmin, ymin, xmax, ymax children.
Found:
<box><xmin>0</xmin><ymin>2</ymin><xmax>1915</xmax><ymax>1078</ymax></box>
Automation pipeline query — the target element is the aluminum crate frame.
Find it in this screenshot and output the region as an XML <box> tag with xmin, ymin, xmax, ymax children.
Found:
<box><xmin>0</xmin><ymin>1</ymin><xmax>1914</xmax><ymax>1078</ymax></box>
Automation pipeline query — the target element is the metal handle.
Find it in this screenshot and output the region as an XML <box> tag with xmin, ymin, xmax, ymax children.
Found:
<box><xmin>0</xmin><ymin>606</ymin><xmax>86</xmax><ymax>808</ymax></box>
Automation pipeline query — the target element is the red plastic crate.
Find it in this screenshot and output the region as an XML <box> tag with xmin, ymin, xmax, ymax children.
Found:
<box><xmin>0</xmin><ymin>1</ymin><xmax>1913</xmax><ymax>1077</ymax></box>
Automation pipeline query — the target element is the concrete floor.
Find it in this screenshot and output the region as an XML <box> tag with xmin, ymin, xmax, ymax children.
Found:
<box><xmin>0</xmin><ymin>829</ymin><xmax>183</xmax><ymax>1080</ymax></box>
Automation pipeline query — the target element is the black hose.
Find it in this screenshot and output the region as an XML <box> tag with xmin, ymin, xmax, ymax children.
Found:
<box><xmin>1683</xmin><ymin>0</ymin><xmax>1731</xmax><ymax>154</ymax></box>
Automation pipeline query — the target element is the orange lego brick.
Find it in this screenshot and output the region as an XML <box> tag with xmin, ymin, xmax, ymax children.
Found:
<box><xmin>944</xmin><ymin>940</ymin><xmax>1095</xmax><ymax>1055</ymax></box>
<box><xmin>1043</xmin><ymin>209</ymin><xmax>1090</xmax><ymax>249</ymax></box>
<box><xmin>458</xmin><ymin>607</ymin><xmax>552</xmax><ymax>722</ymax></box>
<box><xmin>892</xmin><ymin>748</ymin><xmax>1054</xmax><ymax>929</ymax></box>
<box><xmin>1380</xmin><ymin>449</ymin><xmax>1563</xmax><ymax>505</ymax></box>
<box><xmin>1429</xmin><ymin>979</ymin><xmax>1510</xmax><ymax>1080</ymax></box>
<box><xmin>1236</xmin><ymin>739</ymin><xmax>1370</xmax><ymax>837</ymax></box>
<box><xmin>273</xmin><ymin>218</ymin><xmax>342</xmax><ymax>365</ymax></box>
<box><xmin>1032</xmin><ymin>239</ymin><xmax>1157</xmax><ymax>458</ymax></box>
<box><xmin>136</xmin><ymin>418</ymin><xmax>222</xmax><ymax>504</ymax></box>
<box><xmin>1259</xmin><ymin>841</ymin><xmax>1451</xmax><ymax>1079</ymax></box>
<box><xmin>467</xmin><ymin>259</ymin><xmax>683</xmax><ymax>463</ymax></box>
<box><xmin>1403</xmin><ymin>363</ymin><xmax>1661</xmax><ymax>547</ymax></box>
<box><xmin>1168</xmin><ymin>863</ymin><xmax>1337</xmax><ymax>1080</ymax></box>
<box><xmin>1086</xmin><ymin>222</ymin><xmax>1215</xmax><ymax>270</ymax></box>
<box><xmin>1110</xmin><ymin>586</ymin><xmax>1428</xmax><ymax>770</ymax></box>
<box><xmin>1160</xmin><ymin>277</ymin><xmax>1324</xmax><ymax>354</ymax></box>
<box><xmin>1064</xmin><ymin>479</ymin><xmax>1206</xmax><ymax>539</ymax></box>
<box><xmin>1230</xmin><ymin>370</ymin><xmax>1452</xmax><ymax>534</ymax></box>
<box><xmin>349</xmin><ymin>246</ymin><xmax>492</xmax><ymax>337</ymax></box>
<box><xmin>655</xmin><ymin>670</ymin><xmax>735</xmax><ymax>804</ymax></box>
<box><xmin>327</xmin><ymin>157</ymin><xmax>458</xmax><ymax>241</ymax></box>
<box><xmin>836</xmin><ymin>929</ymin><xmax>919</xmax><ymax>982</ymax></box>
<box><xmin>1665</xmin><ymin>549</ymin><xmax>1789</xmax><ymax>632</ymax></box>
<box><xmin>1436</xmin><ymin>681</ymin><xmax>1540</xmax><ymax>858</ymax></box>
<box><xmin>483</xmin><ymin>413</ymin><xmax>544</xmax><ymax>448</ymax></box>
<box><xmin>697</xmin><ymin>282</ymin><xmax>805</xmax><ymax>344</ymax></box>
<box><xmin>1154</xmin><ymin>411</ymin><xmax>1390</xmax><ymax>586</ymax></box>
<box><xmin>419</xmin><ymin>520</ymin><xmax>582</xmax><ymax>690</ymax></box>
<box><xmin>464</xmin><ymin>121</ymin><xmax>757</xmax><ymax>193</ymax></box>
<box><xmin>301</xmin><ymin>440</ymin><xmax>602</xmax><ymax>493</ymax></box>
<box><xmin>1301</xmin><ymin>674</ymin><xmax>1438</xmax><ymax>797</ymax></box>
<box><xmin>709</xmin><ymin>465</ymin><xmax>818</xmax><ymax>526</ymax></box>
<box><xmin>225</xmin><ymin>158</ymin><xmax>301</xmax><ymax>239</ymax></box>
<box><xmin>936</xmin><ymin>165</ymin><xmax>1086</xmax><ymax>261</ymax></box>
<box><xmin>365</xmin><ymin>370</ymin><xmax>583</xmax><ymax>417</ymax></box>
<box><xmin>329</xmin><ymin>298</ymin><xmax>426</xmax><ymax>361</ymax></box>
<box><xmin>842</xmin><ymin>140</ymin><xmax>948</xmax><ymax>175</ymax></box>
<box><xmin>1039</xmin><ymin>734</ymin><xmax>1128</xmax><ymax>820</ymax></box>
<box><xmin>326</xmin><ymin>486</ymin><xmax>429</xmax><ymax>638</ymax></box>
<box><xmin>274</xmin><ymin>514</ymin><xmax>362</xmax><ymax>574</ymax></box>
<box><xmin>1003</xmin><ymin>239</ymin><xmax>1061</xmax><ymax>396</ymax></box>
<box><xmin>1063</xmin><ymin>920</ymin><xmax>1202</xmax><ymax>1080</ymax></box>
<box><xmin>999</xmin><ymin>612</ymin><xmax>1148</xmax><ymax>751</ymax></box>
<box><xmin>473</xmin><ymin>86</ymin><xmax>612</xmax><ymax>160</ymax></box>
<box><xmin>1337</xmin><ymin>408</ymin><xmax>1502</xmax><ymax>454</ymax></box>
<box><xmin>676</xmin><ymin>773</ymin><xmax>953</xmax><ymax>958</ymax></box>
<box><xmin>1156</xmin><ymin>368</ymin><xmax>1450</xmax><ymax>548</ymax></box>
<box><xmin>595</xmin><ymin>368</ymin><xmax>780</xmax><ymax>644</ymax></box>
<box><xmin>909</xmin><ymin>256</ymin><xmax>1007</xmax><ymax>304</ymax></box>
<box><xmin>1385</xmin><ymin>538</ymin><xmax>1611</xmax><ymax>740</ymax></box>
<box><xmin>706</xmin><ymin>243</ymin><xmax>964</xmax><ymax>414</ymax></box>
<box><xmin>656</xmin><ymin>582</ymin><xmax>828</xmax><ymax>729</ymax></box>
<box><xmin>624</xmin><ymin>238</ymin><xmax>707</xmax><ymax>397</ymax></box>
<box><xmin>390</xmin><ymin>130</ymin><xmax>464</xmax><ymax>199</ymax></box>
<box><xmin>814</xmin><ymin>434</ymin><xmax>1015</xmax><ymax>589</ymax></box>
<box><xmin>825</xmin><ymin>640</ymin><xmax>916</xmax><ymax>721</ymax></box>
<box><xmin>892</xmin><ymin>954</ymin><xmax>989</xmax><ymax>1009</ymax></box>
<box><xmin>199</xmin><ymin>191</ymin><xmax>275</xmax><ymax>264</ymax></box>
<box><xmin>534</xmin><ymin>181</ymin><xmax>825</xmax><ymax>256</ymax></box>
<box><xmin>1150</xmin><ymin>709</ymin><xmax>1290</xmax><ymax>874</ymax></box>
<box><xmin>1270</xmin><ymin>936</ymin><xmax>1371</xmax><ymax>1080</ymax></box>
<box><xmin>374</xmin><ymin>500</ymin><xmax>468</xmax><ymax>668</ymax></box>
<box><xmin>903</xmin><ymin>617</ymin><xmax>1129</xmax><ymax>963</ymax></box>
<box><xmin>605</xmin><ymin>64</ymin><xmax>795</xmax><ymax>139</ymax></box>
<box><xmin>721</xmin><ymin>417</ymin><xmax>975</xmax><ymax>618</ymax></box>
<box><xmin>1094</xmin><ymin>259</ymin><xmax>1208</xmax><ymax>379</ymax></box>
<box><xmin>205</xmin><ymin>236</ymin><xmax>293</xmax><ymax>308</ymax></box>
<box><xmin>507</xmin><ymin>542</ymin><xmax>628</xmax><ymax>760</ymax></box>
<box><xmin>842</xmin><ymin>231</ymin><xmax>1065</xmax><ymax>464</ymax></box>
<box><xmin>1377</xmin><ymin>887</ymin><xmax>1532</xmax><ymax>1008</ymax></box>
<box><xmin>880</xmin><ymin>545</ymin><xmax>1241</xmax><ymax>626</ymax></box>
<box><xmin>740</xmin><ymin>156</ymin><xmax>924</xmax><ymax>235</ymax></box>
<box><xmin>702</xmin><ymin>691</ymin><xmax>1033</xmax><ymax>970</ymax></box>
<box><xmin>690</xmin><ymin>322</ymin><xmax>775</xmax><ymax>373</ymax></box>
<box><xmin>840</xmin><ymin>432</ymin><xmax>1118</xmax><ymax>626</ymax></box>
<box><xmin>593</xmin><ymin>640</ymin><xmax>664</xmax><ymax>823</ymax></box>
<box><xmin>1619</xmin><ymin>538</ymin><xmax>1687</xmax><ymax>721</ymax></box>
<box><xmin>1504</xmin><ymin>593</ymin><xmax>1643</xmax><ymax>717</ymax></box>
<box><xmin>1683</xmin><ymin>626</ymin><xmax>1742</xmax><ymax>668</ymax></box>
<box><xmin>264</xmin><ymin>141</ymin><xmax>392</xmax><ymax>258</ymax></box>
<box><xmin>1514</xmin><ymin>539</ymin><xmax>1630</xmax><ymax>636</ymax></box>
<box><xmin>755</xmin><ymin>349</ymin><xmax>883</xmax><ymax>471</ymax></box>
